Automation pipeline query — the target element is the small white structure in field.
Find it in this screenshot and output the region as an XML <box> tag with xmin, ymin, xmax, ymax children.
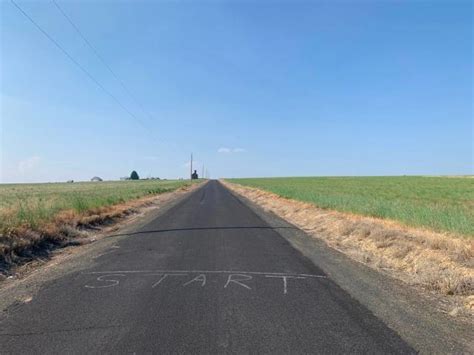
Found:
<box><xmin>91</xmin><ymin>176</ymin><xmax>103</xmax><ymax>182</ymax></box>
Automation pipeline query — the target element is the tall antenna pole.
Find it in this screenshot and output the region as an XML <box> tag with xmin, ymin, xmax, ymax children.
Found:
<box><xmin>190</xmin><ymin>153</ymin><xmax>193</xmax><ymax>180</ymax></box>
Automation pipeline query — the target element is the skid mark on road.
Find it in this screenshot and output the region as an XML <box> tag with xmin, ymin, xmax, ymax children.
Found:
<box><xmin>199</xmin><ymin>188</ymin><xmax>207</xmax><ymax>204</ymax></box>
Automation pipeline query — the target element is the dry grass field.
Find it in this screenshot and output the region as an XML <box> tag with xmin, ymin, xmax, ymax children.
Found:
<box><xmin>0</xmin><ymin>179</ymin><xmax>196</xmax><ymax>273</ymax></box>
<box><xmin>0</xmin><ymin>179</ymin><xmax>193</xmax><ymax>233</ymax></box>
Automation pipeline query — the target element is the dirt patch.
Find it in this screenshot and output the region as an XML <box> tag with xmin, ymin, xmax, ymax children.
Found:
<box><xmin>0</xmin><ymin>183</ymin><xmax>203</xmax><ymax>277</ymax></box>
<box><xmin>222</xmin><ymin>180</ymin><xmax>474</xmax><ymax>316</ymax></box>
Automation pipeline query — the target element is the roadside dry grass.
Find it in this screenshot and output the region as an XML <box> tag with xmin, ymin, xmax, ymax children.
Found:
<box><xmin>0</xmin><ymin>180</ymin><xmax>194</xmax><ymax>232</ymax></box>
<box><xmin>0</xmin><ymin>180</ymin><xmax>199</xmax><ymax>274</ymax></box>
<box><xmin>223</xmin><ymin>181</ymin><xmax>474</xmax><ymax>314</ymax></box>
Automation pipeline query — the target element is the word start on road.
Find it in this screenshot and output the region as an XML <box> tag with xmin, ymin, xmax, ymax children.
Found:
<box><xmin>84</xmin><ymin>270</ymin><xmax>326</xmax><ymax>295</ymax></box>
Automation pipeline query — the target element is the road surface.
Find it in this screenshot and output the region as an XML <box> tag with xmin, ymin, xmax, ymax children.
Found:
<box><xmin>0</xmin><ymin>181</ymin><xmax>414</xmax><ymax>353</ymax></box>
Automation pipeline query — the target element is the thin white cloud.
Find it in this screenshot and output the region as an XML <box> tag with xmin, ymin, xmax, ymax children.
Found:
<box><xmin>142</xmin><ymin>156</ymin><xmax>159</xmax><ymax>161</ymax></box>
<box><xmin>18</xmin><ymin>156</ymin><xmax>41</xmax><ymax>174</ymax></box>
<box><xmin>218</xmin><ymin>147</ymin><xmax>246</xmax><ymax>154</ymax></box>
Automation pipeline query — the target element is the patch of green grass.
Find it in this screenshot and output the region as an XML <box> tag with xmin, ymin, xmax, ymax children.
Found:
<box><xmin>0</xmin><ymin>179</ymin><xmax>196</xmax><ymax>233</ymax></box>
<box><xmin>227</xmin><ymin>176</ymin><xmax>474</xmax><ymax>237</ymax></box>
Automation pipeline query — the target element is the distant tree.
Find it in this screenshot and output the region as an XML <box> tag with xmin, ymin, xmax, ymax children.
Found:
<box><xmin>130</xmin><ymin>170</ymin><xmax>139</xmax><ymax>180</ymax></box>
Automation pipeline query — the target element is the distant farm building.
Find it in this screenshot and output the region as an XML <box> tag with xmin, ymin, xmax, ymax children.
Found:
<box><xmin>91</xmin><ymin>176</ymin><xmax>103</xmax><ymax>182</ymax></box>
<box><xmin>191</xmin><ymin>170</ymin><xmax>199</xmax><ymax>180</ymax></box>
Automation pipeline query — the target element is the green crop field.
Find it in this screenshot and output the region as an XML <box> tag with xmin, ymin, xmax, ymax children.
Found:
<box><xmin>228</xmin><ymin>176</ymin><xmax>474</xmax><ymax>237</ymax></box>
<box><xmin>0</xmin><ymin>179</ymin><xmax>195</xmax><ymax>233</ymax></box>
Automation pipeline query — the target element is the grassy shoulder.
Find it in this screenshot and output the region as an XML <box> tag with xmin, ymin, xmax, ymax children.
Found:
<box><xmin>227</xmin><ymin>176</ymin><xmax>473</xmax><ymax>237</ymax></box>
<box><xmin>0</xmin><ymin>179</ymin><xmax>200</xmax><ymax>273</ymax></box>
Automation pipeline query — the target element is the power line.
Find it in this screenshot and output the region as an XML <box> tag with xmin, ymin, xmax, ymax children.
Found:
<box><xmin>10</xmin><ymin>0</ymin><xmax>157</xmax><ymax>142</ymax></box>
<box><xmin>51</xmin><ymin>0</ymin><xmax>155</xmax><ymax>124</ymax></box>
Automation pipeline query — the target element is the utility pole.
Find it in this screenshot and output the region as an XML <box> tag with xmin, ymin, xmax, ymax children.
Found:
<box><xmin>202</xmin><ymin>165</ymin><xmax>204</xmax><ymax>179</ymax></box>
<box><xmin>190</xmin><ymin>153</ymin><xmax>193</xmax><ymax>180</ymax></box>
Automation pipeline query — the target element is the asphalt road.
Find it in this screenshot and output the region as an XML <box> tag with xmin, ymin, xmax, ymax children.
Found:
<box><xmin>0</xmin><ymin>181</ymin><xmax>414</xmax><ymax>353</ymax></box>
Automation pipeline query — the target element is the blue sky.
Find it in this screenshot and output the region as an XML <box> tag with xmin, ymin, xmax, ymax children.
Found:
<box><xmin>1</xmin><ymin>0</ymin><xmax>472</xmax><ymax>182</ymax></box>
